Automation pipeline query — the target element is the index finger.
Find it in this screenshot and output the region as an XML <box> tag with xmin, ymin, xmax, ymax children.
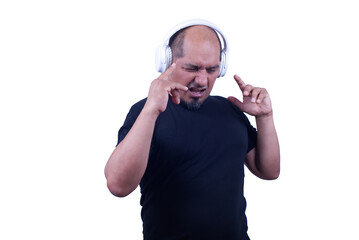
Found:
<box><xmin>160</xmin><ymin>63</ymin><xmax>176</xmax><ymax>81</ymax></box>
<box><xmin>234</xmin><ymin>74</ymin><xmax>246</xmax><ymax>91</ymax></box>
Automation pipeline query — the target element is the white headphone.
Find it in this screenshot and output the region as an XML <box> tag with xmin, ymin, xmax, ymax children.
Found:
<box><xmin>155</xmin><ymin>19</ymin><xmax>229</xmax><ymax>77</ymax></box>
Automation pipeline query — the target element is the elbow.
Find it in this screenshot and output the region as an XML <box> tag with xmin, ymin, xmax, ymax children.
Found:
<box><xmin>260</xmin><ymin>171</ymin><xmax>279</xmax><ymax>180</ymax></box>
<box><xmin>106</xmin><ymin>180</ymin><xmax>132</xmax><ymax>198</ymax></box>
<box><xmin>263</xmin><ymin>156</ymin><xmax>281</xmax><ymax>180</ymax></box>
<box><xmin>104</xmin><ymin>167</ymin><xmax>139</xmax><ymax>197</ymax></box>
<box><xmin>258</xmin><ymin>162</ymin><xmax>280</xmax><ymax>180</ymax></box>
<box><xmin>104</xmin><ymin>166</ymin><xmax>131</xmax><ymax>197</ymax></box>
<box><xmin>264</xmin><ymin>164</ymin><xmax>280</xmax><ymax>180</ymax></box>
<box><xmin>266</xmin><ymin>169</ymin><xmax>280</xmax><ymax>180</ymax></box>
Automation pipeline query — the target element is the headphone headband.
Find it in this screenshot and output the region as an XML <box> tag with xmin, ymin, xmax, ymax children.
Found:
<box><xmin>155</xmin><ymin>19</ymin><xmax>229</xmax><ymax>77</ymax></box>
<box><xmin>160</xmin><ymin>19</ymin><xmax>228</xmax><ymax>53</ymax></box>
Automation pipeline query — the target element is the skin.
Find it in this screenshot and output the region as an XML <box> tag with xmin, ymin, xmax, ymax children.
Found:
<box><xmin>228</xmin><ymin>75</ymin><xmax>280</xmax><ymax>180</ymax></box>
<box><xmin>170</xmin><ymin>26</ymin><xmax>221</xmax><ymax>109</ymax></box>
<box><xmin>105</xmin><ymin>26</ymin><xmax>280</xmax><ymax>197</ymax></box>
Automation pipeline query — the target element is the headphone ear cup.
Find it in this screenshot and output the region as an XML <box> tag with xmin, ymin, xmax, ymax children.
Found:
<box><xmin>155</xmin><ymin>45</ymin><xmax>173</xmax><ymax>73</ymax></box>
<box><xmin>218</xmin><ymin>51</ymin><xmax>228</xmax><ymax>77</ymax></box>
<box><xmin>155</xmin><ymin>46</ymin><xmax>165</xmax><ymax>73</ymax></box>
<box><xmin>165</xmin><ymin>46</ymin><xmax>173</xmax><ymax>70</ymax></box>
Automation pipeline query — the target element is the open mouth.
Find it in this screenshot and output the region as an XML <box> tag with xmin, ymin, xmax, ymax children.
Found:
<box><xmin>188</xmin><ymin>87</ymin><xmax>206</xmax><ymax>98</ymax></box>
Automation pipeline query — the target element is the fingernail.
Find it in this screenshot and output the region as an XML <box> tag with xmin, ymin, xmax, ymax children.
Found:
<box><xmin>244</xmin><ymin>91</ymin><xmax>249</xmax><ymax>96</ymax></box>
<box><xmin>251</xmin><ymin>98</ymin><xmax>256</xmax><ymax>103</ymax></box>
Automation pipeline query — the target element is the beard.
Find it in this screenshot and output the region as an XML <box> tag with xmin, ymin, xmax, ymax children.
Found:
<box><xmin>179</xmin><ymin>81</ymin><xmax>210</xmax><ymax>110</ymax></box>
<box><xmin>180</xmin><ymin>97</ymin><xmax>204</xmax><ymax>111</ymax></box>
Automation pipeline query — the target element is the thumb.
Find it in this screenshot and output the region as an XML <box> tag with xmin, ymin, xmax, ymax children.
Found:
<box><xmin>227</xmin><ymin>96</ymin><xmax>244</xmax><ymax>111</ymax></box>
<box><xmin>171</xmin><ymin>90</ymin><xmax>181</xmax><ymax>105</ymax></box>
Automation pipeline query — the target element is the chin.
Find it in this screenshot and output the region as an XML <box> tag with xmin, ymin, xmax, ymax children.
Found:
<box><xmin>180</xmin><ymin>97</ymin><xmax>205</xmax><ymax>111</ymax></box>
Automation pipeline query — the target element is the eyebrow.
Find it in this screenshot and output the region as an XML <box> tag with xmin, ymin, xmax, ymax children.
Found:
<box><xmin>183</xmin><ymin>63</ymin><xmax>220</xmax><ymax>70</ymax></box>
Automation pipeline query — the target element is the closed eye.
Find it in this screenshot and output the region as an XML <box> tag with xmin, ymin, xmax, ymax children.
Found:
<box><xmin>207</xmin><ymin>67</ymin><xmax>218</xmax><ymax>73</ymax></box>
<box><xmin>183</xmin><ymin>64</ymin><xmax>219</xmax><ymax>73</ymax></box>
<box><xmin>185</xmin><ymin>67</ymin><xmax>200</xmax><ymax>72</ymax></box>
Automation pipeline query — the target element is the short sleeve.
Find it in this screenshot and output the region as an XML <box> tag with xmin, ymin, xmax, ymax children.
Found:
<box><xmin>246</xmin><ymin>121</ymin><xmax>257</xmax><ymax>153</ymax></box>
<box><xmin>229</xmin><ymin>100</ymin><xmax>257</xmax><ymax>153</ymax></box>
<box><xmin>116</xmin><ymin>99</ymin><xmax>146</xmax><ymax>146</ymax></box>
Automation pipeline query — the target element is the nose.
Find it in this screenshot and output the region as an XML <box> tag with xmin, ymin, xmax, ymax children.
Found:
<box><xmin>194</xmin><ymin>70</ymin><xmax>208</xmax><ymax>86</ymax></box>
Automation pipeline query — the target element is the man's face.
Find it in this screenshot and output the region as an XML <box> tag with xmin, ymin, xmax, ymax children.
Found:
<box><xmin>171</xmin><ymin>28</ymin><xmax>221</xmax><ymax>110</ymax></box>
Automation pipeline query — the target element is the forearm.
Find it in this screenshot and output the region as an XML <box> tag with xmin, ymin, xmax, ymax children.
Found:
<box><xmin>255</xmin><ymin>112</ymin><xmax>280</xmax><ymax>179</ymax></box>
<box><xmin>105</xmin><ymin>105</ymin><xmax>159</xmax><ymax>197</ymax></box>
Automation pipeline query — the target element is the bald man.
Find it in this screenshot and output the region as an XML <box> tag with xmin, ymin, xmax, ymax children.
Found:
<box><xmin>105</xmin><ymin>22</ymin><xmax>280</xmax><ymax>240</ymax></box>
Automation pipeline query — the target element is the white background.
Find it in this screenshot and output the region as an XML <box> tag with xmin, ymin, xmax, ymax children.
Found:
<box><xmin>1</xmin><ymin>0</ymin><xmax>358</xmax><ymax>239</ymax></box>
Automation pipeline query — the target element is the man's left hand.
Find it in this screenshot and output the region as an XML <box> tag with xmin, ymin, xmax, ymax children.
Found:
<box><xmin>227</xmin><ymin>75</ymin><xmax>273</xmax><ymax>117</ymax></box>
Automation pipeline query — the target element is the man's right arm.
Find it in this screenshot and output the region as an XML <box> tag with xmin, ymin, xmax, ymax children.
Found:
<box><xmin>104</xmin><ymin>63</ymin><xmax>187</xmax><ymax>197</ymax></box>
<box><xmin>104</xmin><ymin>105</ymin><xmax>159</xmax><ymax>197</ymax></box>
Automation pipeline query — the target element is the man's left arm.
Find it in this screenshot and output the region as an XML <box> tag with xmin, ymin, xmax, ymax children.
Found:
<box><xmin>227</xmin><ymin>75</ymin><xmax>280</xmax><ymax>180</ymax></box>
<box><xmin>245</xmin><ymin>113</ymin><xmax>280</xmax><ymax>180</ymax></box>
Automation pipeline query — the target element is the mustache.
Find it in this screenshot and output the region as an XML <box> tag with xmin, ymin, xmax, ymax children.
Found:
<box><xmin>187</xmin><ymin>82</ymin><xmax>207</xmax><ymax>89</ymax></box>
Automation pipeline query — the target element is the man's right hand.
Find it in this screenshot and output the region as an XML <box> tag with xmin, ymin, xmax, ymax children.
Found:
<box><xmin>144</xmin><ymin>63</ymin><xmax>188</xmax><ymax>115</ymax></box>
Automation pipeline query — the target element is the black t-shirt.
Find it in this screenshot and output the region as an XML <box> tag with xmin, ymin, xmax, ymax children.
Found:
<box><xmin>117</xmin><ymin>96</ymin><xmax>257</xmax><ymax>240</ymax></box>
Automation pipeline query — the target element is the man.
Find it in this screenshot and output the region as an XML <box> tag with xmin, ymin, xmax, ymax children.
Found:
<box><xmin>105</xmin><ymin>20</ymin><xmax>280</xmax><ymax>240</ymax></box>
